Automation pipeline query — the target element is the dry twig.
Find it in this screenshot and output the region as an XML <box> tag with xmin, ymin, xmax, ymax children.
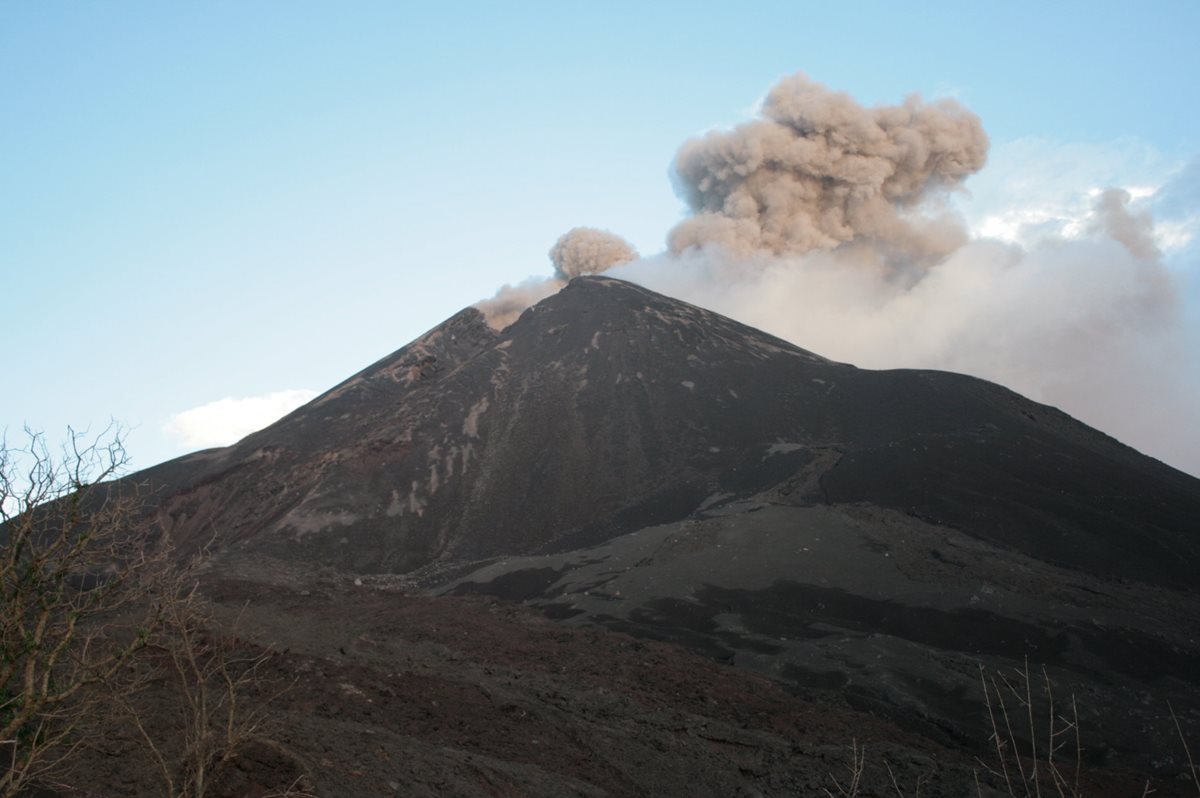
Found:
<box><xmin>824</xmin><ymin>738</ymin><xmax>866</xmax><ymax>798</ymax></box>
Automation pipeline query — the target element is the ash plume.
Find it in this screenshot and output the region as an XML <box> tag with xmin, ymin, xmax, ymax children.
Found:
<box><xmin>475</xmin><ymin>71</ymin><xmax>1198</xmax><ymax>474</ymax></box>
<box><xmin>668</xmin><ymin>73</ymin><xmax>988</xmax><ymax>269</ymax></box>
<box><xmin>612</xmin><ymin>171</ymin><xmax>1198</xmax><ymax>475</ymax></box>
<box><xmin>475</xmin><ymin>228</ymin><xmax>638</xmax><ymax>329</ymax></box>
<box><xmin>550</xmin><ymin>227</ymin><xmax>639</xmax><ymax>279</ymax></box>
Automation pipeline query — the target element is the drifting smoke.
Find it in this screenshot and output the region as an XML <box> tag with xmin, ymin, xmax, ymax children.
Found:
<box><xmin>474</xmin><ymin>277</ymin><xmax>566</xmax><ymax>331</ymax></box>
<box><xmin>668</xmin><ymin>73</ymin><xmax>989</xmax><ymax>269</ymax></box>
<box><xmin>475</xmin><ymin>72</ymin><xmax>1198</xmax><ymax>474</ymax></box>
<box><xmin>1089</xmin><ymin>187</ymin><xmax>1160</xmax><ymax>261</ymax></box>
<box><xmin>550</xmin><ymin>227</ymin><xmax>638</xmax><ymax>279</ymax></box>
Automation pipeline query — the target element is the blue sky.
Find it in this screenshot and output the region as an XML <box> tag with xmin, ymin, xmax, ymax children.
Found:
<box><xmin>3</xmin><ymin>1</ymin><xmax>1198</xmax><ymax>471</ymax></box>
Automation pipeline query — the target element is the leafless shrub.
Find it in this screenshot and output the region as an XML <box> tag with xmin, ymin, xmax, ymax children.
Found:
<box><xmin>112</xmin><ymin>585</ymin><xmax>301</xmax><ymax>798</ymax></box>
<box><xmin>0</xmin><ymin>426</ymin><xmax>169</xmax><ymax>797</ymax></box>
<box><xmin>974</xmin><ymin>658</ymin><xmax>1082</xmax><ymax>798</ymax></box>
<box><xmin>1</xmin><ymin>427</ymin><xmax>304</xmax><ymax>798</ymax></box>
<box><xmin>824</xmin><ymin>738</ymin><xmax>866</xmax><ymax>798</ymax></box>
<box><xmin>885</xmin><ymin>758</ymin><xmax>929</xmax><ymax>798</ymax></box>
<box><xmin>972</xmin><ymin>660</ymin><xmax>1200</xmax><ymax>798</ymax></box>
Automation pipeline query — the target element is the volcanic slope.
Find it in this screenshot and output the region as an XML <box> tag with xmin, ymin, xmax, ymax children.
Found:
<box><xmin>134</xmin><ymin>275</ymin><xmax>1200</xmax><ymax>776</ymax></box>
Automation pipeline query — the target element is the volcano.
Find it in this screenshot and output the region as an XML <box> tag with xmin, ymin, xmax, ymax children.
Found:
<box><xmin>110</xmin><ymin>276</ymin><xmax>1200</xmax><ymax>793</ymax></box>
<box><xmin>143</xmin><ymin>276</ymin><xmax>1200</xmax><ymax>580</ymax></box>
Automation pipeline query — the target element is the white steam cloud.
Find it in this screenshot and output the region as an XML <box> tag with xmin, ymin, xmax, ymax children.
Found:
<box><xmin>163</xmin><ymin>389</ymin><xmax>317</xmax><ymax>449</ymax></box>
<box><xmin>474</xmin><ymin>72</ymin><xmax>1199</xmax><ymax>475</ymax></box>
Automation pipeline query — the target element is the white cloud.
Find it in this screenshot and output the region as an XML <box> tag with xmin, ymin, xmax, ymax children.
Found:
<box><xmin>1149</xmin><ymin>158</ymin><xmax>1200</xmax><ymax>267</ymax></box>
<box><xmin>958</xmin><ymin>136</ymin><xmax>1178</xmax><ymax>248</ymax></box>
<box><xmin>956</xmin><ymin>142</ymin><xmax>1200</xmax><ymax>276</ymax></box>
<box><xmin>163</xmin><ymin>389</ymin><xmax>317</xmax><ymax>449</ymax></box>
<box><xmin>929</xmin><ymin>82</ymin><xmax>964</xmax><ymax>101</ymax></box>
<box><xmin>1156</xmin><ymin>215</ymin><xmax>1199</xmax><ymax>254</ymax></box>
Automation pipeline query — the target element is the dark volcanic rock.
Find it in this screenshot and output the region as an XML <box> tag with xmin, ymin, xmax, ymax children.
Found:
<box><xmin>112</xmin><ymin>275</ymin><xmax>1200</xmax><ymax>784</ymax></box>
<box><xmin>138</xmin><ymin>276</ymin><xmax>1200</xmax><ymax>584</ymax></box>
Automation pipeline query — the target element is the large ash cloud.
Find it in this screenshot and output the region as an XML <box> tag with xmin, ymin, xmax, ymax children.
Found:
<box><xmin>475</xmin><ymin>72</ymin><xmax>1198</xmax><ymax>475</ymax></box>
<box><xmin>668</xmin><ymin>73</ymin><xmax>988</xmax><ymax>268</ymax></box>
<box><xmin>617</xmin><ymin>188</ymin><xmax>1185</xmax><ymax>460</ymax></box>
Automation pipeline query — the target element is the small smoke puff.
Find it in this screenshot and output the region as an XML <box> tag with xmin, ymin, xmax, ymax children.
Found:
<box><xmin>669</xmin><ymin>72</ymin><xmax>988</xmax><ymax>269</ymax></box>
<box><xmin>473</xmin><ymin>227</ymin><xmax>636</xmax><ymax>330</ymax></box>
<box><xmin>549</xmin><ymin>227</ymin><xmax>638</xmax><ymax>280</ymax></box>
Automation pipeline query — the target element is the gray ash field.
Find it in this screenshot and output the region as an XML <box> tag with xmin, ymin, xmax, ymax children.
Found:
<box><xmin>95</xmin><ymin>276</ymin><xmax>1200</xmax><ymax>795</ymax></box>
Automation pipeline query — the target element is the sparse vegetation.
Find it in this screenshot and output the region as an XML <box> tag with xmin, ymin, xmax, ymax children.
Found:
<box><xmin>1</xmin><ymin>428</ymin><xmax>300</xmax><ymax>798</ymax></box>
<box><xmin>822</xmin><ymin>658</ymin><xmax>1200</xmax><ymax>798</ymax></box>
<box><xmin>974</xmin><ymin>659</ymin><xmax>1084</xmax><ymax>797</ymax></box>
<box><xmin>823</xmin><ymin>738</ymin><xmax>866</xmax><ymax>797</ymax></box>
<box><xmin>113</xmin><ymin>587</ymin><xmax>313</xmax><ymax>798</ymax></box>
<box><xmin>0</xmin><ymin>427</ymin><xmax>169</xmax><ymax>796</ymax></box>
